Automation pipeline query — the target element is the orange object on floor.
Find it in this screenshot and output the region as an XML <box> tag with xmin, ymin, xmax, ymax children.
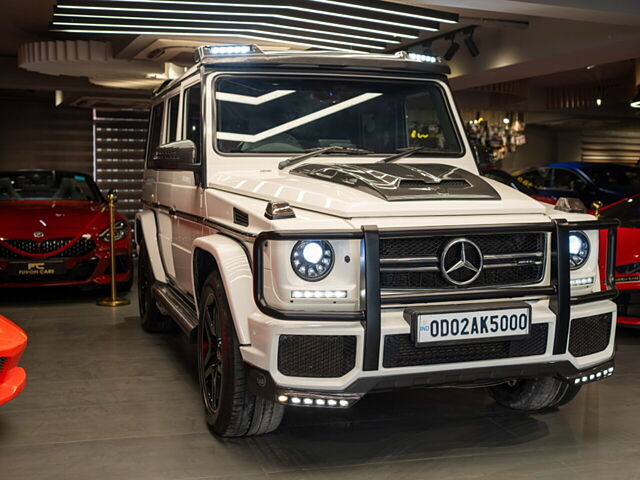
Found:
<box><xmin>0</xmin><ymin>315</ymin><xmax>27</xmax><ymax>405</ymax></box>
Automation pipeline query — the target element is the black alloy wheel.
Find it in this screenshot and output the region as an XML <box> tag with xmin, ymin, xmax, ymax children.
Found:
<box><xmin>199</xmin><ymin>291</ymin><xmax>224</xmax><ymax>417</ymax></box>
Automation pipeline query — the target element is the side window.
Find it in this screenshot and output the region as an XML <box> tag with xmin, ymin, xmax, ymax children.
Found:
<box><xmin>146</xmin><ymin>102</ymin><xmax>164</xmax><ymax>166</ymax></box>
<box><xmin>183</xmin><ymin>83</ymin><xmax>202</xmax><ymax>158</ymax></box>
<box><xmin>518</xmin><ymin>168</ymin><xmax>550</xmax><ymax>189</ymax></box>
<box><xmin>552</xmin><ymin>169</ymin><xmax>585</xmax><ymax>190</ymax></box>
<box><xmin>166</xmin><ymin>95</ymin><xmax>180</xmax><ymax>143</ymax></box>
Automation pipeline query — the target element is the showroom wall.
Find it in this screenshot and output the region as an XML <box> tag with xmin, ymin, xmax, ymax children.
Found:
<box><xmin>502</xmin><ymin>125</ymin><xmax>558</xmax><ymax>172</ymax></box>
<box><xmin>0</xmin><ymin>95</ymin><xmax>93</xmax><ymax>173</ymax></box>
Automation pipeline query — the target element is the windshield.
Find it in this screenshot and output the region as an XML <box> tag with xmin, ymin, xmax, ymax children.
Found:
<box><xmin>0</xmin><ymin>171</ymin><xmax>102</xmax><ymax>202</ymax></box>
<box><xmin>581</xmin><ymin>164</ymin><xmax>640</xmax><ymax>189</ymax></box>
<box><xmin>215</xmin><ymin>76</ymin><xmax>462</xmax><ymax>155</ymax></box>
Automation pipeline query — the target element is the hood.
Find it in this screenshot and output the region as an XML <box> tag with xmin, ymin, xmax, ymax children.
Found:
<box><xmin>0</xmin><ymin>201</ymin><xmax>107</xmax><ymax>239</ymax></box>
<box><xmin>212</xmin><ymin>163</ymin><xmax>547</xmax><ymax>218</ymax></box>
<box><xmin>290</xmin><ymin>163</ymin><xmax>500</xmax><ymax>201</ymax></box>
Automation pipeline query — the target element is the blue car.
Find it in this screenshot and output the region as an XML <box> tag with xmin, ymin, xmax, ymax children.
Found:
<box><xmin>514</xmin><ymin>162</ymin><xmax>640</xmax><ymax>207</ymax></box>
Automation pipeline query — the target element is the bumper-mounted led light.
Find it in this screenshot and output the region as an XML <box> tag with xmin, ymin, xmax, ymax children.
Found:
<box><xmin>292</xmin><ymin>290</ymin><xmax>347</xmax><ymax>299</ymax></box>
<box><xmin>570</xmin><ymin>277</ymin><xmax>594</xmax><ymax>287</ymax></box>
<box><xmin>276</xmin><ymin>390</ymin><xmax>361</xmax><ymax>408</ymax></box>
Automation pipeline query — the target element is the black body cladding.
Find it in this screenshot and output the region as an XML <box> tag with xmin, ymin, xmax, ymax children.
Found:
<box><xmin>291</xmin><ymin>163</ymin><xmax>501</xmax><ymax>201</ymax></box>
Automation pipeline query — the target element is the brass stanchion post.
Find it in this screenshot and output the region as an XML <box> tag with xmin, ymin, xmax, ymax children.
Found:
<box><xmin>97</xmin><ymin>192</ymin><xmax>130</xmax><ymax>307</ymax></box>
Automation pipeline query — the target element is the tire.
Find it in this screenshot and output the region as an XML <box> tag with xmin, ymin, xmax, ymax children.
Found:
<box><xmin>198</xmin><ymin>270</ymin><xmax>284</xmax><ymax>437</ymax></box>
<box><xmin>488</xmin><ymin>377</ymin><xmax>582</xmax><ymax>411</ymax></box>
<box><xmin>138</xmin><ymin>242</ymin><xmax>175</xmax><ymax>333</ymax></box>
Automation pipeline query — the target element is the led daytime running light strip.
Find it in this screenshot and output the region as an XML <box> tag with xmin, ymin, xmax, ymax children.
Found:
<box><xmin>291</xmin><ymin>290</ymin><xmax>348</xmax><ymax>299</ymax></box>
<box><xmin>277</xmin><ymin>395</ymin><xmax>350</xmax><ymax>407</ymax></box>
<box><xmin>570</xmin><ymin>277</ymin><xmax>594</xmax><ymax>287</ymax></box>
<box><xmin>573</xmin><ymin>366</ymin><xmax>614</xmax><ymax>385</ymax></box>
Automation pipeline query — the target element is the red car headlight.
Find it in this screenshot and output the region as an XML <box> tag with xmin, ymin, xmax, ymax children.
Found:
<box><xmin>99</xmin><ymin>219</ymin><xmax>128</xmax><ymax>243</ymax></box>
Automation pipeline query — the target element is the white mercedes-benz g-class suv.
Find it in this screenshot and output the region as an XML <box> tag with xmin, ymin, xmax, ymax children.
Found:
<box><xmin>136</xmin><ymin>45</ymin><xmax>618</xmax><ymax>437</ymax></box>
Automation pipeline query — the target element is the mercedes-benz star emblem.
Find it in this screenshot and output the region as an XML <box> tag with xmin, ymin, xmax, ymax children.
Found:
<box><xmin>440</xmin><ymin>238</ymin><xmax>483</xmax><ymax>286</ymax></box>
<box><xmin>33</xmin><ymin>231</ymin><xmax>44</xmax><ymax>239</ymax></box>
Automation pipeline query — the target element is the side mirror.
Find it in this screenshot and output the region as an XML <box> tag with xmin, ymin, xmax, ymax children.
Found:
<box><xmin>153</xmin><ymin>140</ymin><xmax>198</xmax><ymax>167</ymax></box>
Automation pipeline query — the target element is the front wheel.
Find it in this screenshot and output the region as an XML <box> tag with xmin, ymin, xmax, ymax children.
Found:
<box><xmin>488</xmin><ymin>377</ymin><xmax>582</xmax><ymax>411</ymax></box>
<box><xmin>198</xmin><ymin>270</ymin><xmax>284</xmax><ymax>437</ymax></box>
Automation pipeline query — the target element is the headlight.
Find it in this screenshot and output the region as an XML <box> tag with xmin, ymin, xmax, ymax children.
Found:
<box><xmin>291</xmin><ymin>240</ymin><xmax>335</xmax><ymax>281</ymax></box>
<box><xmin>568</xmin><ymin>231</ymin><xmax>590</xmax><ymax>270</ymax></box>
<box><xmin>99</xmin><ymin>219</ymin><xmax>128</xmax><ymax>243</ymax></box>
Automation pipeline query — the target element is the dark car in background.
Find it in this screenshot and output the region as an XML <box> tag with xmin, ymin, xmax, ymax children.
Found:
<box><xmin>514</xmin><ymin>162</ymin><xmax>640</xmax><ymax>207</ymax></box>
<box><xmin>481</xmin><ymin>168</ymin><xmax>556</xmax><ymax>204</ymax></box>
<box><xmin>598</xmin><ymin>193</ymin><xmax>640</xmax><ymax>326</ymax></box>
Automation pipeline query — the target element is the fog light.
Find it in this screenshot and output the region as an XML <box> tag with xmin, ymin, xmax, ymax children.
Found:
<box><xmin>339</xmin><ymin>400</ymin><xmax>349</xmax><ymax>407</ymax></box>
<box><xmin>303</xmin><ymin>398</ymin><xmax>313</xmax><ymax>405</ymax></box>
<box><xmin>315</xmin><ymin>399</ymin><xmax>326</xmax><ymax>406</ymax></box>
<box><xmin>278</xmin><ymin>395</ymin><xmax>288</xmax><ymax>403</ymax></box>
<box><xmin>291</xmin><ymin>397</ymin><xmax>301</xmax><ymax>404</ymax></box>
<box><xmin>327</xmin><ymin>399</ymin><xmax>337</xmax><ymax>406</ymax></box>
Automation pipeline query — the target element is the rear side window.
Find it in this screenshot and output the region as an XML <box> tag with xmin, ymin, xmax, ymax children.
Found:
<box><xmin>183</xmin><ymin>83</ymin><xmax>202</xmax><ymax>158</ymax></box>
<box><xmin>166</xmin><ymin>95</ymin><xmax>180</xmax><ymax>143</ymax></box>
<box><xmin>147</xmin><ymin>102</ymin><xmax>164</xmax><ymax>166</ymax></box>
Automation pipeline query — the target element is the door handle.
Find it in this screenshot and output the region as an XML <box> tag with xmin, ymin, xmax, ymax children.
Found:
<box><xmin>169</xmin><ymin>206</ymin><xmax>177</xmax><ymax>216</ymax></box>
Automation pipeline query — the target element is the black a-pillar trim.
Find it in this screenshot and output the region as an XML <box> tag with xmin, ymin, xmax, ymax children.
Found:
<box><xmin>551</xmin><ymin>219</ymin><xmax>571</xmax><ymax>354</ymax></box>
<box><xmin>362</xmin><ymin>225</ymin><xmax>381</xmax><ymax>371</ymax></box>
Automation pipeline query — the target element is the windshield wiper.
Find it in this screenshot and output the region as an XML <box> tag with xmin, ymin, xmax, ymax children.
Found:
<box><xmin>379</xmin><ymin>146</ymin><xmax>443</xmax><ymax>163</ymax></box>
<box><xmin>278</xmin><ymin>146</ymin><xmax>372</xmax><ymax>170</ymax></box>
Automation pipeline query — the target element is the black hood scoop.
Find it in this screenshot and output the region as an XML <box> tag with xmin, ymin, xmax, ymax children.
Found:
<box><xmin>290</xmin><ymin>163</ymin><xmax>501</xmax><ymax>201</ymax></box>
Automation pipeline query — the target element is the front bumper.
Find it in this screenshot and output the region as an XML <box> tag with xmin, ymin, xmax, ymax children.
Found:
<box><xmin>242</xmin><ymin>218</ymin><xmax>619</xmax><ymax>406</ymax></box>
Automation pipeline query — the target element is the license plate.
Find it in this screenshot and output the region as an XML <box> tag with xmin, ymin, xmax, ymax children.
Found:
<box><xmin>404</xmin><ymin>302</ymin><xmax>531</xmax><ymax>346</ymax></box>
<box><xmin>8</xmin><ymin>260</ymin><xmax>66</xmax><ymax>277</ymax></box>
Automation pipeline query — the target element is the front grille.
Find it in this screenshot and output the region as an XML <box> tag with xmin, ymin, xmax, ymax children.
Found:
<box><xmin>383</xmin><ymin>323</ymin><xmax>548</xmax><ymax>368</ymax></box>
<box><xmin>278</xmin><ymin>335</ymin><xmax>357</xmax><ymax>378</ymax></box>
<box><xmin>569</xmin><ymin>313</ymin><xmax>612</xmax><ymax>357</ymax></box>
<box><xmin>0</xmin><ymin>238</ymin><xmax>95</xmax><ymax>259</ymax></box>
<box><xmin>380</xmin><ymin>232</ymin><xmax>545</xmax><ymax>291</ymax></box>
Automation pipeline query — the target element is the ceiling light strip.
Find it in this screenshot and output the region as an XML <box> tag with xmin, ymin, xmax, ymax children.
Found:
<box><xmin>57</xmin><ymin>4</ymin><xmax>418</xmax><ymax>39</ymax></box>
<box><xmin>306</xmin><ymin>0</ymin><xmax>458</xmax><ymax>24</ymax></box>
<box><xmin>57</xmin><ymin>0</ymin><xmax>437</xmax><ymax>32</ymax></box>
<box><xmin>48</xmin><ymin>27</ymin><xmax>365</xmax><ymax>52</ymax></box>
<box><xmin>51</xmin><ymin>21</ymin><xmax>385</xmax><ymax>49</ymax></box>
<box><xmin>53</xmin><ymin>11</ymin><xmax>399</xmax><ymax>44</ymax></box>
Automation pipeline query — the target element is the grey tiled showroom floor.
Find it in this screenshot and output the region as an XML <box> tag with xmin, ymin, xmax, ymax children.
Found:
<box><xmin>1</xmin><ymin>279</ymin><xmax>640</xmax><ymax>480</ymax></box>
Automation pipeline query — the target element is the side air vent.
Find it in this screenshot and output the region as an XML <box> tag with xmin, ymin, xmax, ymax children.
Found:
<box><xmin>233</xmin><ymin>208</ymin><xmax>249</xmax><ymax>227</ymax></box>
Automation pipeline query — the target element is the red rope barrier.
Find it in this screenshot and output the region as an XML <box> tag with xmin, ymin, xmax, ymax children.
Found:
<box><xmin>0</xmin><ymin>206</ymin><xmax>107</xmax><ymax>259</ymax></box>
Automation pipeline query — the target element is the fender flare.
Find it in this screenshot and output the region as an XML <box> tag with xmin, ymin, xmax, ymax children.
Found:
<box><xmin>135</xmin><ymin>210</ymin><xmax>167</xmax><ymax>284</ymax></box>
<box><xmin>192</xmin><ymin>235</ymin><xmax>255</xmax><ymax>346</ymax></box>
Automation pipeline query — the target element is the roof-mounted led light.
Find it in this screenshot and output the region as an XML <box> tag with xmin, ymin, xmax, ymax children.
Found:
<box><xmin>406</xmin><ymin>52</ymin><xmax>440</xmax><ymax>64</ymax></box>
<box><xmin>195</xmin><ymin>44</ymin><xmax>260</xmax><ymax>62</ymax></box>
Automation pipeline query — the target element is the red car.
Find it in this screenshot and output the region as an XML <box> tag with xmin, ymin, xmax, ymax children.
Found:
<box><xmin>599</xmin><ymin>193</ymin><xmax>640</xmax><ymax>326</ymax></box>
<box><xmin>0</xmin><ymin>170</ymin><xmax>132</xmax><ymax>289</ymax></box>
<box><xmin>0</xmin><ymin>315</ymin><xmax>27</xmax><ymax>405</ymax></box>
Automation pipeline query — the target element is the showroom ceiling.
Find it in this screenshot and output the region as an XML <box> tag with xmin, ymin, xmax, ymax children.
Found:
<box><xmin>48</xmin><ymin>0</ymin><xmax>459</xmax><ymax>52</ymax></box>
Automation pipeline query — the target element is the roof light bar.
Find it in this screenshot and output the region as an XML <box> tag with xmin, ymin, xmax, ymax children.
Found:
<box><xmin>407</xmin><ymin>52</ymin><xmax>440</xmax><ymax>64</ymax></box>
